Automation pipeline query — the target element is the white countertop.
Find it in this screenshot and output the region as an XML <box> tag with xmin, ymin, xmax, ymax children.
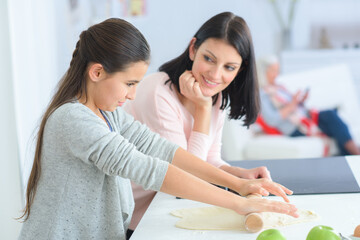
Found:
<box><xmin>131</xmin><ymin>156</ymin><xmax>360</xmax><ymax>240</ymax></box>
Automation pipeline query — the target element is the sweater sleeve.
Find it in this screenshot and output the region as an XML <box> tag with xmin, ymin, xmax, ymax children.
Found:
<box><xmin>50</xmin><ymin>104</ymin><xmax>177</xmax><ymax>191</ymax></box>
<box><xmin>206</xmin><ymin>110</ymin><xmax>229</xmax><ymax>167</ymax></box>
<box><xmin>111</xmin><ymin>108</ymin><xmax>179</xmax><ymax>164</ymax></box>
<box><xmin>153</xmin><ymin>88</ymin><xmax>211</xmax><ymax>161</ymax></box>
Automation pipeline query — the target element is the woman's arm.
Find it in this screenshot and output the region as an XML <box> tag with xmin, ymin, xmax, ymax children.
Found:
<box><xmin>279</xmin><ymin>92</ymin><xmax>300</xmax><ymax>119</ymax></box>
<box><xmin>193</xmin><ymin>104</ymin><xmax>212</xmax><ymax>134</ymax></box>
<box><xmin>178</xmin><ymin>70</ymin><xmax>213</xmax><ymax>135</ymax></box>
<box><xmin>172</xmin><ymin>148</ymin><xmax>292</xmax><ymax>202</ymax></box>
<box><xmin>208</xmin><ymin>108</ymin><xmax>272</xmax><ymax>179</ymax></box>
<box><xmin>122</xmin><ymin>72</ymin><xmax>212</xmax><ymax>161</ymax></box>
<box><xmin>260</xmin><ymin>91</ymin><xmax>290</xmax><ymax>126</ymax></box>
<box><xmin>161</xmin><ymin>163</ymin><xmax>298</xmax><ymax>217</ymax></box>
<box><xmin>220</xmin><ymin>165</ymin><xmax>272</xmax><ymax>180</ymax></box>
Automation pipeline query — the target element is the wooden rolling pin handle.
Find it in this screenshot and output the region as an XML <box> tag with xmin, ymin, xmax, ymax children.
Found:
<box><xmin>244</xmin><ymin>194</ymin><xmax>264</xmax><ymax>233</ymax></box>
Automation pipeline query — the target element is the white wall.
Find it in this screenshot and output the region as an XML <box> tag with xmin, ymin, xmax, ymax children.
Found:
<box><xmin>132</xmin><ymin>0</ymin><xmax>360</xmax><ymax>74</ymax></box>
<box><xmin>0</xmin><ymin>0</ymin><xmax>23</xmax><ymax>238</ymax></box>
<box><xmin>132</xmin><ymin>0</ymin><xmax>301</xmax><ymax>74</ymax></box>
<box><xmin>8</xmin><ymin>0</ymin><xmax>59</xmax><ymax>189</ymax></box>
<box><xmin>55</xmin><ymin>0</ymin><xmax>281</xmax><ymax>75</ymax></box>
<box><xmin>54</xmin><ymin>0</ymin><xmax>360</xmax><ymax>76</ymax></box>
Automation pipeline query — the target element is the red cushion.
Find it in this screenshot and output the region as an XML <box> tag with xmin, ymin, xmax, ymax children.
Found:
<box><xmin>256</xmin><ymin>115</ymin><xmax>282</xmax><ymax>135</ymax></box>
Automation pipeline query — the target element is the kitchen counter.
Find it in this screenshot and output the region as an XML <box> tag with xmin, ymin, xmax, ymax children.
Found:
<box><xmin>131</xmin><ymin>156</ymin><xmax>360</xmax><ymax>239</ymax></box>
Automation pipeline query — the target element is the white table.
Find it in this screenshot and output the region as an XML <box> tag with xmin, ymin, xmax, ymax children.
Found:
<box><xmin>131</xmin><ymin>156</ymin><xmax>360</xmax><ymax>240</ymax></box>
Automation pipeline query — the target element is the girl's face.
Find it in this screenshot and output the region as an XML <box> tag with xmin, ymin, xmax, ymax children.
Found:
<box><xmin>89</xmin><ymin>61</ymin><xmax>148</xmax><ymax>112</ymax></box>
<box><xmin>189</xmin><ymin>38</ymin><xmax>243</xmax><ymax>97</ymax></box>
<box><xmin>266</xmin><ymin>62</ymin><xmax>280</xmax><ymax>85</ymax></box>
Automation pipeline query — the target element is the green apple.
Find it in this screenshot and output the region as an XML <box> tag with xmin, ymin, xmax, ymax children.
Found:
<box><xmin>256</xmin><ymin>229</ymin><xmax>286</xmax><ymax>240</ymax></box>
<box><xmin>306</xmin><ymin>225</ymin><xmax>341</xmax><ymax>240</ymax></box>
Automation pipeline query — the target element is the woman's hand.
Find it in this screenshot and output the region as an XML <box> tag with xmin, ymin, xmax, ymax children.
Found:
<box><xmin>292</xmin><ymin>90</ymin><xmax>303</xmax><ymax>105</ymax></box>
<box><xmin>235</xmin><ymin>178</ymin><xmax>293</xmax><ymax>203</ymax></box>
<box><xmin>234</xmin><ymin>196</ymin><xmax>299</xmax><ymax>218</ymax></box>
<box><xmin>220</xmin><ymin>165</ymin><xmax>272</xmax><ymax>180</ymax></box>
<box><xmin>240</xmin><ymin>167</ymin><xmax>272</xmax><ymax>180</ymax></box>
<box><xmin>299</xmin><ymin>88</ymin><xmax>310</xmax><ymax>104</ymax></box>
<box><xmin>179</xmin><ymin>70</ymin><xmax>212</xmax><ymax>134</ymax></box>
<box><xmin>280</xmin><ymin>90</ymin><xmax>301</xmax><ymax>118</ymax></box>
<box><xmin>179</xmin><ymin>70</ymin><xmax>212</xmax><ymax>108</ymax></box>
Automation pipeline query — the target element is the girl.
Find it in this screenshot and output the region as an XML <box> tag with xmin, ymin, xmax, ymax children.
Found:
<box><xmin>19</xmin><ymin>18</ymin><xmax>297</xmax><ymax>240</ymax></box>
<box><xmin>124</xmin><ymin>12</ymin><xmax>271</xmax><ymax>231</ymax></box>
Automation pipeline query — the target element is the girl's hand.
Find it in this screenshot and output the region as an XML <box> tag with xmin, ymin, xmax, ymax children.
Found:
<box><xmin>236</xmin><ymin>178</ymin><xmax>293</xmax><ymax>203</ymax></box>
<box><xmin>234</xmin><ymin>196</ymin><xmax>299</xmax><ymax>218</ymax></box>
<box><xmin>179</xmin><ymin>70</ymin><xmax>212</xmax><ymax>108</ymax></box>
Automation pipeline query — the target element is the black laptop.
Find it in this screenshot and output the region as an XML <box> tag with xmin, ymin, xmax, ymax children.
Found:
<box><xmin>231</xmin><ymin>156</ymin><xmax>360</xmax><ymax>195</ymax></box>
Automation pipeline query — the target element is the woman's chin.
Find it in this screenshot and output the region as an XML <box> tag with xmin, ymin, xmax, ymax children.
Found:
<box><xmin>201</xmin><ymin>91</ymin><xmax>214</xmax><ymax>98</ymax></box>
<box><xmin>200</xmin><ymin>87</ymin><xmax>216</xmax><ymax>97</ymax></box>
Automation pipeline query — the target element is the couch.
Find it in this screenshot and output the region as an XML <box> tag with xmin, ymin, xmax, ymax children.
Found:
<box><xmin>222</xmin><ymin>64</ymin><xmax>360</xmax><ymax>161</ymax></box>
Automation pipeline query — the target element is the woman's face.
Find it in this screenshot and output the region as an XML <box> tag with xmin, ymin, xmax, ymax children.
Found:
<box><xmin>88</xmin><ymin>61</ymin><xmax>148</xmax><ymax>112</ymax></box>
<box><xmin>189</xmin><ymin>38</ymin><xmax>243</xmax><ymax>97</ymax></box>
<box><xmin>266</xmin><ymin>62</ymin><xmax>280</xmax><ymax>85</ymax></box>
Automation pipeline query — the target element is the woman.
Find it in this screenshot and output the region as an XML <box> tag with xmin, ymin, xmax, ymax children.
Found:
<box><xmin>124</xmin><ymin>12</ymin><xmax>272</xmax><ymax>232</ymax></box>
<box><xmin>256</xmin><ymin>55</ymin><xmax>360</xmax><ymax>156</ymax></box>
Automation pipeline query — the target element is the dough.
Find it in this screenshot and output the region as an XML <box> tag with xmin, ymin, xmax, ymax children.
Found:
<box><xmin>171</xmin><ymin>207</ymin><xmax>319</xmax><ymax>230</ymax></box>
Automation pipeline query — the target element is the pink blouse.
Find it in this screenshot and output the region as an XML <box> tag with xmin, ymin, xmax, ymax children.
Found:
<box><xmin>123</xmin><ymin>72</ymin><xmax>229</xmax><ymax>229</ymax></box>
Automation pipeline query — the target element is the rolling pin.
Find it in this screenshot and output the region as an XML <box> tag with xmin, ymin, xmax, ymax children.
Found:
<box><xmin>244</xmin><ymin>194</ymin><xmax>264</xmax><ymax>233</ymax></box>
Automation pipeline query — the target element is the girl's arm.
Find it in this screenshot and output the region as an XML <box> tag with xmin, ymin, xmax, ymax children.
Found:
<box><xmin>161</xmin><ymin>163</ymin><xmax>298</xmax><ymax>217</ymax></box>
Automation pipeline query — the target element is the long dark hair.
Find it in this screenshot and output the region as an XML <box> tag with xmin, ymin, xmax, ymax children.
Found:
<box><xmin>159</xmin><ymin>12</ymin><xmax>259</xmax><ymax>127</ymax></box>
<box><xmin>20</xmin><ymin>18</ymin><xmax>150</xmax><ymax>221</ymax></box>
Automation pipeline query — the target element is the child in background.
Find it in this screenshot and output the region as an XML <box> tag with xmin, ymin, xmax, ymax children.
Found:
<box><xmin>19</xmin><ymin>18</ymin><xmax>297</xmax><ymax>240</ymax></box>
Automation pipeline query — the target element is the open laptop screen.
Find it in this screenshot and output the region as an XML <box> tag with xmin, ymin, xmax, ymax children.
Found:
<box><xmin>231</xmin><ymin>156</ymin><xmax>360</xmax><ymax>194</ymax></box>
